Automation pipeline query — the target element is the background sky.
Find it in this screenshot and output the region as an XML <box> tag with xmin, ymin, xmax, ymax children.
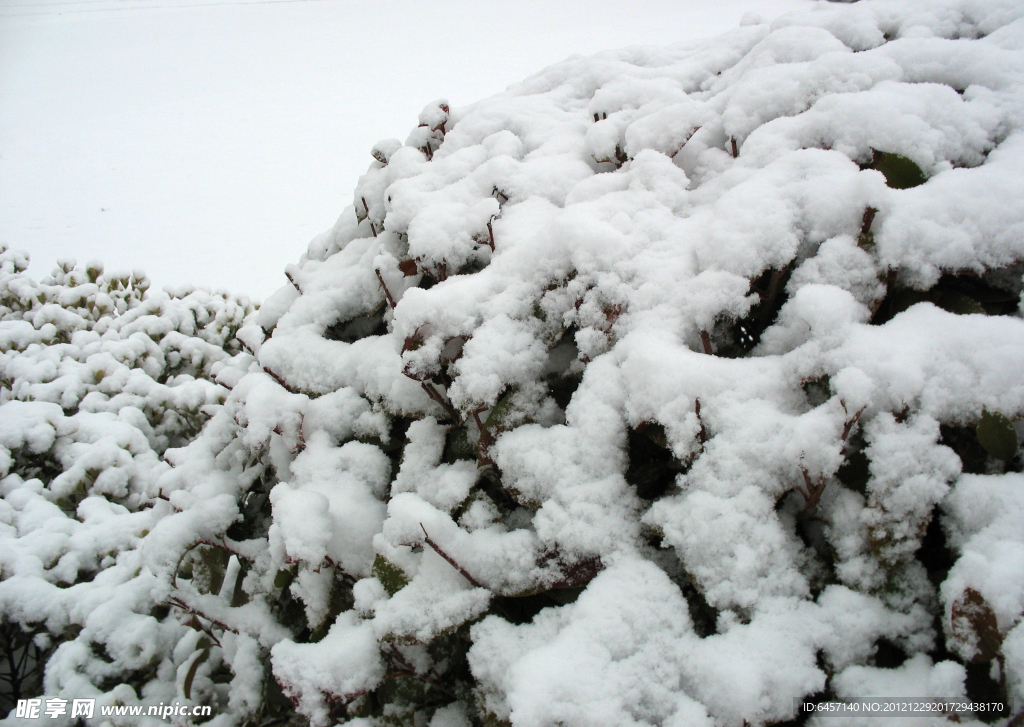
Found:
<box><xmin>0</xmin><ymin>0</ymin><xmax>813</xmax><ymax>299</ymax></box>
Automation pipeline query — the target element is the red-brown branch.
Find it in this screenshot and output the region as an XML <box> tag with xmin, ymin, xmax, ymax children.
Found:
<box><xmin>670</xmin><ymin>126</ymin><xmax>701</xmax><ymax>158</ymax></box>
<box><xmin>861</xmin><ymin>207</ymin><xmax>877</xmax><ymax>236</ymax></box>
<box><xmin>262</xmin><ymin>366</ymin><xmax>296</xmax><ymax>394</ymax></box>
<box><xmin>793</xmin><ymin>403</ymin><xmax>865</xmax><ymax>514</ymax></box>
<box><xmin>167</xmin><ymin>597</ymin><xmax>231</xmax><ymax>646</ymax></box>
<box><xmin>419</xmin><ymin>524</ymin><xmax>484</xmax><ymax>588</ymax></box>
<box><xmin>797</xmin><ymin>465</ymin><xmax>827</xmax><ymax>514</ymax></box>
<box><xmin>700</xmin><ymin>330</ymin><xmax>713</xmax><ymax>355</ymax></box>
<box><xmin>420</xmin><ymin>382</ymin><xmax>460</xmax><ymax>421</ymax></box>
<box><xmin>375</xmin><ymin>269</ymin><xmax>396</xmax><ymax>309</ymax></box>
<box><xmin>839</xmin><ymin>405</ymin><xmax>866</xmax><ymax>455</ymax></box>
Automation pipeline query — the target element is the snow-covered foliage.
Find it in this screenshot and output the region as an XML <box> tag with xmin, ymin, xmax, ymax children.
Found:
<box><xmin>5</xmin><ymin>0</ymin><xmax>1024</xmax><ymax>725</ymax></box>
<box><xmin>0</xmin><ymin>250</ymin><xmax>255</xmax><ymax>721</ymax></box>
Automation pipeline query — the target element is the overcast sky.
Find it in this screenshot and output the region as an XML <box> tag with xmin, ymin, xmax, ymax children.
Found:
<box><xmin>0</xmin><ymin>0</ymin><xmax>813</xmax><ymax>299</ymax></box>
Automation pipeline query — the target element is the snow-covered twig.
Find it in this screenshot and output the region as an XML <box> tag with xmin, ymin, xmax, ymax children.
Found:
<box><xmin>419</xmin><ymin>524</ymin><xmax>484</xmax><ymax>589</ymax></box>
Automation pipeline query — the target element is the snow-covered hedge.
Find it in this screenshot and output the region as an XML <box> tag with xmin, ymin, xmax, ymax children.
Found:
<box><xmin>5</xmin><ymin>0</ymin><xmax>1024</xmax><ymax>725</ymax></box>
<box><xmin>0</xmin><ymin>251</ymin><xmax>254</xmax><ymax>721</ymax></box>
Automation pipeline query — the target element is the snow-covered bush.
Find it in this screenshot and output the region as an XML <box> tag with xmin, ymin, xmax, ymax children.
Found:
<box><xmin>6</xmin><ymin>0</ymin><xmax>1024</xmax><ymax>725</ymax></box>
<box><xmin>0</xmin><ymin>250</ymin><xmax>254</xmax><ymax>720</ymax></box>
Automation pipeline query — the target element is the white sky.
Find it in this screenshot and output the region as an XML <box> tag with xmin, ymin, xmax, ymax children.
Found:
<box><xmin>0</xmin><ymin>0</ymin><xmax>813</xmax><ymax>299</ymax></box>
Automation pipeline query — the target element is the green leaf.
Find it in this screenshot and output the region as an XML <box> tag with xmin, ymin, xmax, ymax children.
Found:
<box><xmin>888</xmin><ymin>289</ymin><xmax>931</xmax><ymax>317</ymax></box>
<box><xmin>442</xmin><ymin>426</ymin><xmax>476</xmax><ymax>464</ymax></box>
<box><xmin>183</xmin><ymin>646</ymin><xmax>211</xmax><ymax>699</ymax></box>
<box><xmin>857</xmin><ymin>231</ymin><xmax>875</xmax><ymax>251</ymax></box>
<box><xmin>231</xmin><ymin>560</ymin><xmax>250</xmax><ymax>608</ymax></box>
<box><xmin>639</xmin><ymin>422</ymin><xmax>669</xmax><ymax>450</ymax></box>
<box><xmin>937</xmin><ymin>291</ymin><xmax>985</xmax><ymax>315</ymax></box>
<box><xmin>197</xmin><ymin>546</ymin><xmax>230</xmax><ymax>596</ymax></box>
<box><xmin>874</xmin><ymin>152</ymin><xmax>927</xmax><ymax>189</ymax></box>
<box><xmin>273</xmin><ymin>567</ymin><xmax>295</xmax><ymax>590</ymax></box>
<box><xmin>372</xmin><ymin>554</ymin><xmax>409</xmax><ymax>596</ymax></box>
<box><xmin>482</xmin><ymin>387</ymin><xmax>517</xmax><ymax>433</ymax></box>
<box><xmin>976</xmin><ymin>409</ymin><xmax>1018</xmax><ymax>461</ymax></box>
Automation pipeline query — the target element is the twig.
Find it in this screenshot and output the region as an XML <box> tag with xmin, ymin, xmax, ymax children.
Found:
<box><xmin>262</xmin><ymin>366</ymin><xmax>296</xmax><ymax>394</ymax></box>
<box><xmin>272</xmin><ymin>421</ymin><xmax>306</xmax><ymax>455</ymax></box>
<box><xmin>794</xmin><ymin>403</ymin><xmax>865</xmax><ymax>514</ymax></box>
<box><xmin>167</xmin><ymin>598</ymin><xmax>231</xmax><ymax>646</ymax></box>
<box><xmin>861</xmin><ymin>207</ymin><xmax>877</xmax><ymax>236</ymax></box>
<box><xmin>375</xmin><ymin>269</ymin><xmax>396</xmax><ymax>309</ymax></box>
<box><xmin>419</xmin><ymin>524</ymin><xmax>483</xmax><ymax>588</ymax></box>
<box><xmin>471</xmin><ymin>407</ymin><xmax>487</xmax><ymax>435</ymax></box>
<box><xmin>700</xmin><ymin>330</ymin><xmax>713</xmax><ymax>355</ymax></box>
<box><xmin>670</xmin><ymin>126</ymin><xmax>701</xmax><ymax>158</ymax></box>
<box><xmin>839</xmin><ymin>405</ymin><xmax>866</xmax><ymax>455</ymax></box>
<box><xmin>797</xmin><ymin>465</ymin><xmax>827</xmax><ymax>514</ymax></box>
<box><xmin>730</xmin><ymin>137</ymin><xmax>738</xmax><ymax>158</ymax></box>
<box><xmin>695</xmin><ymin>398</ymin><xmax>707</xmax><ymax>446</ymax></box>
<box><xmin>420</xmin><ymin>382</ymin><xmax>460</xmax><ymax>421</ymax></box>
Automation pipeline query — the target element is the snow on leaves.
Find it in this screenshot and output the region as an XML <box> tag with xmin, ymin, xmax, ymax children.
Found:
<box><xmin>5</xmin><ymin>0</ymin><xmax>1024</xmax><ymax>725</ymax></box>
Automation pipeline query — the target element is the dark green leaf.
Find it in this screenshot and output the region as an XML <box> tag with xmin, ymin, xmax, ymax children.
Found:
<box><xmin>231</xmin><ymin>560</ymin><xmax>249</xmax><ymax>608</ymax></box>
<box><xmin>482</xmin><ymin>387</ymin><xmax>517</xmax><ymax>433</ymax></box>
<box><xmin>888</xmin><ymin>289</ymin><xmax>931</xmax><ymax>317</ymax></box>
<box><xmin>273</xmin><ymin>567</ymin><xmax>295</xmax><ymax>591</ymax></box>
<box><xmin>874</xmin><ymin>152</ymin><xmax>927</xmax><ymax>189</ymax></box>
<box><xmin>640</xmin><ymin>422</ymin><xmax>669</xmax><ymax>450</ymax></box>
<box><xmin>976</xmin><ymin>409</ymin><xmax>1018</xmax><ymax>461</ymax></box>
<box><xmin>937</xmin><ymin>291</ymin><xmax>985</xmax><ymax>315</ymax></box>
<box><xmin>442</xmin><ymin>426</ymin><xmax>476</xmax><ymax>464</ymax></box>
<box><xmin>372</xmin><ymin>554</ymin><xmax>409</xmax><ymax>596</ymax></box>
<box><xmin>197</xmin><ymin>546</ymin><xmax>230</xmax><ymax>596</ymax></box>
<box><xmin>183</xmin><ymin>646</ymin><xmax>211</xmax><ymax>699</ymax></box>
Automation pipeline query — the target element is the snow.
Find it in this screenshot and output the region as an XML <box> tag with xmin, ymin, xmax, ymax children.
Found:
<box><xmin>4</xmin><ymin>0</ymin><xmax>1024</xmax><ymax>725</ymax></box>
<box><xmin>0</xmin><ymin>0</ymin><xmax>815</xmax><ymax>299</ymax></box>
